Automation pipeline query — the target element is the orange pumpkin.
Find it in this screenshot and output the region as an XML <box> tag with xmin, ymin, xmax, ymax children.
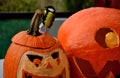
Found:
<box><xmin>58</xmin><ymin>7</ymin><xmax>120</xmax><ymax>78</ymax></box>
<box><xmin>4</xmin><ymin>9</ymin><xmax>70</xmax><ymax>78</ymax></box>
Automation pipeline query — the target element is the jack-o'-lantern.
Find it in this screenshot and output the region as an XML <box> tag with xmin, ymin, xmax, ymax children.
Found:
<box><xmin>4</xmin><ymin>9</ymin><xmax>70</xmax><ymax>78</ymax></box>
<box><xmin>58</xmin><ymin>7</ymin><xmax>120</xmax><ymax>78</ymax></box>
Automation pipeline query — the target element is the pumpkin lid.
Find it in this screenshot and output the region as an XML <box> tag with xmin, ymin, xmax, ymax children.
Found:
<box><xmin>12</xmin><ymin>31</ymin><xmax>56</xmax><ymax>49</ymax></box>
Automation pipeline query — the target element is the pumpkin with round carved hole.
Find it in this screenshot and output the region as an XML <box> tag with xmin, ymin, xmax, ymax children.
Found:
<box><xmin>4</xmin><ymin>9</ymin><xmax>70</xmax><ymax>78</ymax></box>
<box><xmin>58</xmin><ymin>7</ymin><xmax>120</xmax><ymax>78</ymax></box>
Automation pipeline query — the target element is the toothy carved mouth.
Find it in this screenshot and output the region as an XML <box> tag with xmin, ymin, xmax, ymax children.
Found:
<box><xmin>22</xmin><ymin>69</ymin><xmax>66</xmax><ymax>78</ymax></box>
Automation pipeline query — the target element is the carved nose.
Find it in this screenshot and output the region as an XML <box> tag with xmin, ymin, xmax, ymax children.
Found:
<box><xmin>46</xmin><ymin>62</ymin><xmax>53</xmax><ymax>69</ymax></box>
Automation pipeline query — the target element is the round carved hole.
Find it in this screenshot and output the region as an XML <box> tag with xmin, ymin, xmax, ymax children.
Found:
<box><xmin>95</xmin><ymin>28</ymin><xmax>119</xmax><ymax>48</ymax></box>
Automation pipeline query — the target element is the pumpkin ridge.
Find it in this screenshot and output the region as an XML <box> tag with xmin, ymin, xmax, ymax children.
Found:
<box><xmin>12</xmin><ymin>31</ymin><xmax>56</xmax><ymax>49</ymax></box>
<box><xmin>12</xmin><ymin>40</ymin><xmax>57</xmax><ymax>50</ymax></box>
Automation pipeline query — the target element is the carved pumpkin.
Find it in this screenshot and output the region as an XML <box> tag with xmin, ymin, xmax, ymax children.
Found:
<box><xmin>58</xmin><ymin>7</ymin><xmax>120</xmax><ymax>78</ymax></box>
<box><xmin>4</xmin><ymin>9</ymin><xmax>70</xmax><ymax>78</ymax></box>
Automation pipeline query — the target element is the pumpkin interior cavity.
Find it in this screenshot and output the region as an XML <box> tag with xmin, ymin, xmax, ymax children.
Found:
<box><xmin>22</xmin><ymin>69</ymin><xmax>66</xmax><ymax>78</ymax></box>
<box><xmin>95</xmin><ymin>28</ymin><xmax>119</xmax><ymax>48</ymax></box>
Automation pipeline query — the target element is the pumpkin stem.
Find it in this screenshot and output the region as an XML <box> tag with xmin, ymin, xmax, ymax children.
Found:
<box><xmin>27</xmin><ymin>9</ymin><xmax>43</xmax><ymax>36</ymax></box>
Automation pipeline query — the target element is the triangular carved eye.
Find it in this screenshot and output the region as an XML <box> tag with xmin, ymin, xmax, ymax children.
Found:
<box><xmin>51</xmin><ymin>52</ymin><xmax>59</xmax><ymax>59</ymax></box>
<box><xmin>95</xmin><ymin>28</ymin><xmax>119</xmax><ymax>48</ymax></box>
<box><xmin>27</xmin><ymin>55</ymin><xmax>43</xmax><ymax>62</ymax></box>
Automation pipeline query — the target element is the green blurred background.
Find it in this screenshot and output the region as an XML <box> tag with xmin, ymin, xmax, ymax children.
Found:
<box><xmin>0</xmin><ymin>0</ymin><xmax>94</xmax><ymax>12</ymax></box>
<box><xmin>0</xmin><ymin>0</ymin><xmax>94</xmax><ymax>59</ymax></box>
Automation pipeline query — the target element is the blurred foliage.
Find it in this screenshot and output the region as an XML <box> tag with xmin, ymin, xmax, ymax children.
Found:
<box><xmin>0</xmin><ymin>0</ymin><xmax>94</xmax><ymax>12</ymax></box>
<box><xmin>0</xmin><ymin>0</ymin><xmax>66</xmax><ymax>12</ymax></box>
<box><xmin>0</xmin><ymin>0</ymin><xmax>37</xmax><ymax>12</ymax></box>
<box><xmin>64</xmin><ymin>0</ymin><xmax>94</xmax><ymax>12</ymax></box>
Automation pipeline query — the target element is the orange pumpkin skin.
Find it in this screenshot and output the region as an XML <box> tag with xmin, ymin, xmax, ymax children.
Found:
<box><xmin>4</xmin><ymin>31</ymin><xmax>70</xmax><ymax>78</ymax></box>
<box><xmin>4</xmin><ymin>31</ymin><xmax>57</xmax><ymax>78</ymax></box>
<box><xmin>4</xmin><ymin>9</ymin><xmax>70</xmax><ymax>78</ymax></box>
<box><xmin>58</xmin><ymin>7</ymin><xmax>120</xmax><ymax>78</ymax></box>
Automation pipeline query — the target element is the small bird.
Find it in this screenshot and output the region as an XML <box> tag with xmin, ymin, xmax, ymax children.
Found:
<box><xmin>40</xmin><ymin>6</ymin><xmax>56</xmax><ymax>32</ymax></box>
